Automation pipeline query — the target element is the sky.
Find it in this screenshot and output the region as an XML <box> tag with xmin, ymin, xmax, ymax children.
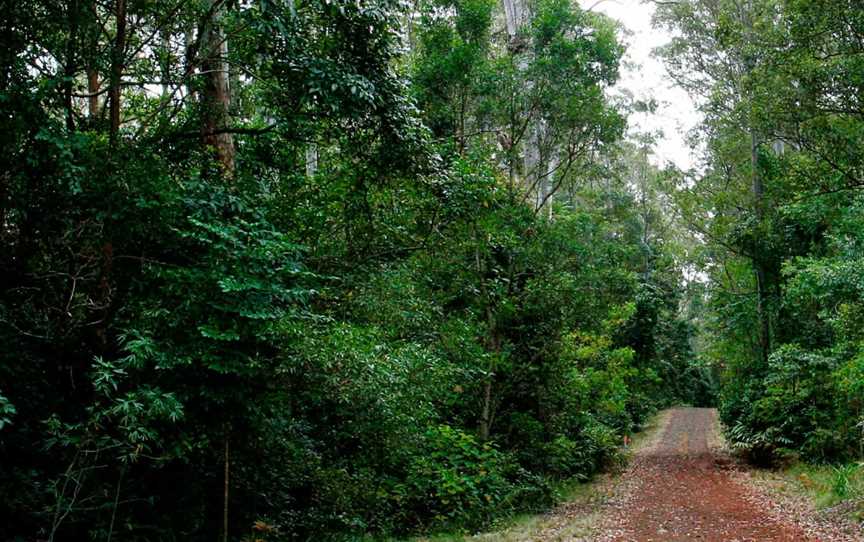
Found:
<box><xmin>578</xmin><ymin>0</ymin><xmax>702</xmax><ymax>170</ymax></box>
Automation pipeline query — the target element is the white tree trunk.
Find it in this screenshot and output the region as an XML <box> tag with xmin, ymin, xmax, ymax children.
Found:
<box><xmin>502</xmin><ymin>0</ymin><xmax>525</xmax><ymax>37</ymax></box>
<box><xmin>305</xmin><ymin>144</ymin><xmax>318</xmax><ymax>177</ymax></box>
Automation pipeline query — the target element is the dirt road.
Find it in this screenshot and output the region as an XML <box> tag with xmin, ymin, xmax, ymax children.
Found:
<box><xmin>600</xmin><ymin>407</ymin><xmax>813</xmax><ymax>541</ymax></box>
<box><xmin>468</xmin><ymin>407</ymin><xmax>858</xmax><ymax>541</ymax></box>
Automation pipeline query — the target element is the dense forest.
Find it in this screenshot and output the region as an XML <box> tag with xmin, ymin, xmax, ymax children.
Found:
<box><xmin>0</xmin><ymin>0</ymin><xmax>861</xmax><ymax>540</ymax></box>
<box><xmin>656</xmin><ymin>0</ymin><xmax>864</xmax><ymax>466</ymax></box>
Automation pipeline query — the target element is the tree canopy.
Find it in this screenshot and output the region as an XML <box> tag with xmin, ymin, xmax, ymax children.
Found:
<box><xmin>1</xmin><ymin>0</ymin><xmax>861</xmax><ymax>540</ymax></box>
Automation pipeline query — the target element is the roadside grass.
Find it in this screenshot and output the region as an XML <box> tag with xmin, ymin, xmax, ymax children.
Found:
<box><xmin>755</xmin><ymin>461</ymin><xmax>864</xmax><ymax>522</ymax></box>
<box><xmin>788</xmin><ymin>462</ymin><xmax>863</xmax><ymax>509</ymax></box>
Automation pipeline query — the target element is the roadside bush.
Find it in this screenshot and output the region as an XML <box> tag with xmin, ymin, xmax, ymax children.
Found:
<box><xmin>781</xmin><ymin>462</ymin><xmax>864</xmax><ymax>514</ymax></box>
<box><xmin>581</xmin><ymin>420</ymin><xmax>625</xmax><ymax>472</ymax></box>
<box><xmin>542</xmin><ymin>435</ymin><xmax>588</xmax><ymax>478</ymax></box>
<box><xmin>724</xmin><ymin>345</ymin><xmax>855</xmax><ymax>463</ymax></box>
<box><xmin>395</xmin><ymin>425</ymin><xmax>525</xmax><ymax>532</ymax></box>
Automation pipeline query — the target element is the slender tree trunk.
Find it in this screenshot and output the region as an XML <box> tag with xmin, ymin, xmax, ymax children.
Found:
<box><xmin>184</xmin><ymin>26</ymin><xmax>197</xmax><ymax>99</ymax></box>
<box><xmin>479</xmin><ymin>302</ymin><xmax>499</xmax><ymax>441</ymax></box>
<box><xmin>86</xmin><ymin>0</ymin><xmax>100</xmax><ymax>119</ymax></box>
<box><xmin>739</xmin><ymin>0</ymin><xmax>770</xmax><ymax>367</ymax></box>
<box><xmin>64</xmin><ymin>0</ymin><xmax>80</xmax><ymax>132</ymax></box>
<box><xmin>474</xmin><ymin>230</ymin><xmax>498</xmax><ymax>441</ymax></box>
<box><xmin>200</xmin><ymin>0</ymin><xmax>235</xmax><ymax>177</ymax></box>
<box><xmin>106</xmin><ymin>467</ymin><xmax>124</xmax><ymax>542</ymax></box>
<box><xmin>109</xmin><ymin>0</ymin><xmax>126</xmax><ymax>143</ymax></box>
<box><xmin>751</xmin><ymin>131</ymin><xmax>771</xmax><ymax>366</ymax></box>
<box><xmin>305</xmin><ymin>144</ymin><xmax>318</xmax><ymax>177</ymax></box>
<box><xmin>0</xmin><ymin>171</ymin><xmax>7</xmax><ymax>239</ymax></box>
<box><xmin>96</xmin><ymin>241</ymin><xmax>113</xmax><ymax>349</ymax></box>
<box><xmin>480</xmin><ymin>377</ymin><xmax>493</xmax><ymax>440</ymax></box>
<box><xmin>161</xmin><ymin>30</ymin><xmax>172</xmax><ymax>98</ymax></box>
<box><xmin>229</xmin><ymin>47</ymin><xmax>240</xmax><ymax>116</ymax></box>
<box><xmin>458</xmin><ymin>88</ymin><xmax>467</xmax><ymax>155</ymax></box>
<box><xmin>87</xmin><ymin>68</ymin><xmax>99</xmax><ymax>117</ymax></box>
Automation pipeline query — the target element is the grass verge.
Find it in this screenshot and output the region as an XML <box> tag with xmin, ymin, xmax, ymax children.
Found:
<box><xmin>777</xmin><ymin>462</ymin><xmax>863</xmax><ymax>514</ymax></box>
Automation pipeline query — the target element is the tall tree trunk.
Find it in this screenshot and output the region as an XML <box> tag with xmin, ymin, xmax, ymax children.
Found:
<box><xmin>479</xmin><ymin>376</ymin><xmax>493</xmax><ymax>440</ymax></box>
<box><xmin>86</xmin><ymin>0</ymin><xmax>100</xmax><ymax>119</ymax></box>
<box><xmin>740</xmin><ymin>0</ymin><xmax>770</xmax><ymax>367</ymax></box>
<box><xmin>0</xmin><ymin>171</ymin><xmax>8</xmax><ymax>242</ymax></box>
<box><xmin>502</xmin><ymin>0</ymin><xmax>558</xmax><ymax>218</ymax></box>
<box><xmin>64</xmin><ymin>0</ymin><xmax>80</xmax><ymax>132</ymax></box>
<box><xmin>474</xmin><ymin>230</ymin><xmax>498</xmax><ymax>441</ymax></box>
<box><xmin>458</xmin><ymin>89</ymin><xmax>467</xmax><ymax>155</ymax></box>
<box><xmin>95</xmin><ymin>241</ymin><xmax>113</xmax><ymax>350</ymax></box>
<box><xmin>161</xmin><ymin>30</ymin><xmax>172</xmax><ymax>98</ymax></box>
<box><xmin>305</xmin><ymin>144</ymin><xmax>318</xmax><ymax>177</ymax></box>
<box><xmin>184</xmin><ymin>25</ymin><xmax>197</xmax><ymax>99</ymax></box>
<box><xmin>479</xmin><ymin>302</ymin><xmax>499</xmax><ymax>441</ymax></box>
<box><xmin>109</xmin><ymin>0</ymin><xmax>126</xmax><ymax>143</ymax></box>
<box><xmin>200</xmin><ymin>0</ymin><xmax>235</xmax><ymax>177</ymax></box>
<box><xmin>502</xmin><ymin>0</ymin><xmax>526</xmax><ymax>38</ymax></box>
<box><xmin>87</xmin><ymin>68</ymin><xmax>99</xmax><ymax>118</ymax></box>
<box><xmin>751</xmin><ymin>131</ymin><xmax>771</xmax><ymax>366</ymax></box>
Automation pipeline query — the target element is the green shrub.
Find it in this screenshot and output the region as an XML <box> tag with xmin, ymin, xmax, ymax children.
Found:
<box><xmin>582</xmin><ymin>420</ymin><xmax>625</xmax><ymax>472</ymax></box>
<box><xmin>542</xmin><ymin>435</ymin><xmax>589</xmax><ymax>478</ymax></box>
<box><xmin>723</xmin><ymin>345</ymin><xmax>855</xmax><ymax>463</ymax></box>
<box><xmin>395</xmin><ymin>425</ymin><xmax>528</xmax><ymax>533</ymax></box>
<box><xmin>540</xmin><ymin>421</ymin><xmax>622</xmax><ymax>479</ymax></box>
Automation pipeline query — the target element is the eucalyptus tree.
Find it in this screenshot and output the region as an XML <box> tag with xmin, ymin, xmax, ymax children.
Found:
<box><xmin>497</xmin><ymin>0</ymin><xmax>625</xmax><ymax>214</ymax></box>
<box><xmin>750</xmin><ymin>0</ymin><xmax>864</xmax><ymax>460</ymax></box>
<box><xmin>410</xmin><ymin>0</ymin><xmax>626</xmax><ymax>440</ymax></box>
<box><xmin>655</xmin><ymin>0</ymin><xmax>782</xmax><ymax>366</ymax></box>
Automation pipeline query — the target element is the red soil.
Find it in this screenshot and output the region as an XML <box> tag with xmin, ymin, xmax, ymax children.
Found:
<box><xmin>607</xmin><ymin>407</ymin><xmax>815</xmax><ymax>542</ymax></box>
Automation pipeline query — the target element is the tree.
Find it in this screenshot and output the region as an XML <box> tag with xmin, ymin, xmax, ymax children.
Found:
<box><xmin>0</xmin><ymin>0</ymin><xmax>714</xmax><ymax>538</ymax></box>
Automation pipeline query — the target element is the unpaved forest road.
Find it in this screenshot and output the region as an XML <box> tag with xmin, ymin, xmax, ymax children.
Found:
<box><xmin>600</xmin><ymin>407</ymin><xmax>813</xmax><ymax>542</ymax></box>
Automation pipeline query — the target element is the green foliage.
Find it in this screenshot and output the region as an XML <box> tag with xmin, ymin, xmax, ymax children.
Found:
<box><xmin>396</xmin><ymin>425</ymin><xmax>533</xmax><ymax>532</ymax></box>
<box><xmin>0</xmin><ymin>0</ymin><xmax>709</xmax><ymax>539</ymax></box>
<box><xmin>830</xmin><ymin>463</ymin><xmax>862</xmax><ymax>502</ymax></box>
<box><xmin>658</xmin><ymin>0</ymin><xmax>864</xmax><ymax>469</ymax></box>
<box><xmin>540</xmin><ymin>421</ymin><xmax>622</xmax><ymax>479</ymax></box>
<box><xmin>772</xmin><ymin>462</ymin><xmax>864</xmax><ymax>516</ymax></box>
<box><xmin>0</xmin><ymin>391</ymin><xmax>15</xmax><ymax>431</ymax></box>
<box><xmin>723</xmin><ymin>345</ymin><xmax>848</xmax><ymax>462</ymax></box>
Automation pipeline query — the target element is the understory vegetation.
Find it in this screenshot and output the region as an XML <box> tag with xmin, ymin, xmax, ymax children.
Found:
<box><xmin>1</xmin><ymin>0</ymin><xmax>862</xmax><ymax>540</ymax></box>
<box><xmin>1</xmin><ymin>0</ymin><xmax>708</xmax><ymax>540</ymax></box>
<box><xmin>750</xmin><ymin>462</ymin><xmax>864</xmax><ymax>527</ymax></box>
<box><xmin>786</xmin><ymin>463</ymin><xmax>864</xmax><ymax>512</ymax></box>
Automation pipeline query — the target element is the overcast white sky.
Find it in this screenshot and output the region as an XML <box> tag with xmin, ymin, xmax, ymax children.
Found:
<box><xmin>578</xmin><ymin>0</ymin><xmax>702</xmax><ymax>170</ymax></box>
